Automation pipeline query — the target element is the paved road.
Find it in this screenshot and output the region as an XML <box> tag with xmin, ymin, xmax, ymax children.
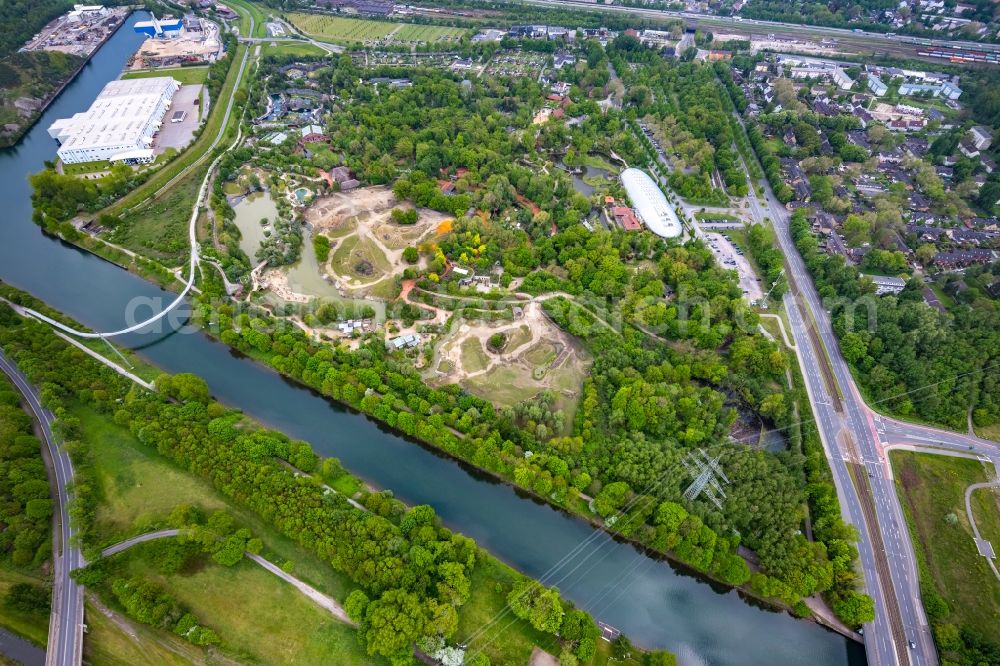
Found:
<box><xmin>100</xmin><ymin>529</ymin><xmax>181</xmax><ymax>558</ymax></box>
<box><xmin>742</xmin><ymin>167</ymin><xmax>932</xmax><ymax>666</ymax></box>
<box><xmin>0</xmin><ymin>350</ymin><xmax>84</xmax><ymax>666</ymax></box>
<box><xmin>963</xmin><ymin>479</ymin><xmax>1000</xmax><ymax>582</ymax></box>
<box><xmin>518</xmin><ymin>0</ymin><xmax>1000</xmax><ymax>55</ymax></box>
<box><xmin>708</xmin><ymin>137</ymin><xmax>1000</xmax><ymax>665</ymax></box>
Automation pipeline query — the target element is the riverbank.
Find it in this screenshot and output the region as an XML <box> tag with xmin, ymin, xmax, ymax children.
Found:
<box><xmin>0</xmin><ymin>14</ymin><xmax>863</xmax><ymax>662</ymax></box>
<box><xmin>0</xmin><ymin>292</ymin><xmax>675</xmax><ymax>666</ymax></box>
<box><xmin>0</xmin><ymin>9</ymin><xmax>130</xmax><ymax>149</ymax></box>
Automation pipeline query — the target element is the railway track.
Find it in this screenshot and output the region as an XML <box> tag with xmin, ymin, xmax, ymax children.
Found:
<box><xmin>843</xmin><ymin>434</ymin><xmax>911</xmax><ymax>666</ymax></box>
<box><xmin>787</xmin><ymin>276</ymin><xmax>843</xmax><ymax>413</ymax></box>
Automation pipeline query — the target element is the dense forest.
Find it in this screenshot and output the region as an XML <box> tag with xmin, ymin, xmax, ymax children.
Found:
<box><xmin>0</xmin><ymin>371</ymin><xmax>53</xmax><ymax>634</ymax></box>
<box><xmin>790</xmin><ymin>209</ymin><xmax>1000</xmax><ymax>429</ymax></box>
<box><xmin>0</xmin><ymin>0</ymin><xmax>70</xmax><ymax>59</ymax></box>
<box><xmin>0</xmin><ymin>374</ymin><xmax>52</xmax><ymax>570</ymax></box>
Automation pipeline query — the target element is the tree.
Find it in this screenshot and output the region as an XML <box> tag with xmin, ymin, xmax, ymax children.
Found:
<box><xmin>403</xmin><ymin>247</ymin><xmax>419</xmax><ymax>264</ymax></box>
<box><xmin>842</xmin><ymin>215</ymin><xmax>870</xmax><ymax>247</ymax></box>
<box><xmin>593</xmin><ymin>481</ymin><xmax>631</xmax><ymax>517</ymax></box>
<box><xmin>362</xmin><ymin>589</ymin><xmax>428</xmax><ymax>660</ymax></box>
<box><xmin>508</xmin><ymin>580</ymin><xmax>564</xmax><ymax>634</ymax></box>
<box><xmin>345</xmin><ymin>589</ymin><xmax>370</xmax><ymax>622</ymax></box>
<box><xmin>915</xmin><ymin>244</ymin><xmax>936</xmax><ymax>266</ymax></box>
<box><xmin>487</xmin><ymin>333</ymin><xmax>505</xmax><ymax>352</ymax></box>
<box><xmin>832</xmin><ymin>591</ymin><xmax>875</xmax><ymax>627</ymax></box>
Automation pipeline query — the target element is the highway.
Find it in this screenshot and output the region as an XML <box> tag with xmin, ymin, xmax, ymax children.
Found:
<box><xmin>0</xmin><ymin>350</ymin><xmax>85</xmax><ymax>666</ymax></box>
<box><xmin>738</xmin><ymin>151</ymin><xmax>1000</xmax><ymax>665</ymax></box>
<box><xmin>519</xmin><ymin>0</ymin><xmax>1000</xmax><ymax>55</ymax></box>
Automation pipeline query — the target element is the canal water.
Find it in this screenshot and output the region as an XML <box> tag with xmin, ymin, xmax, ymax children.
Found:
<box><xmin>0</xmin><ymin>14</ymin><xmax>866</xmax><ymax>666</ymax></box>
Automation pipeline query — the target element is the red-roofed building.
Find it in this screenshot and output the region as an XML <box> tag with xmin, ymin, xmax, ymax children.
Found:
<box><xmin>612</xmin><ymin>206</ymin><xmax>642</xmax><ymax>231</ymax></box>
<box><xmin>553</xmin><ymin>108</ymin><xmax>565</xmax><ymax>119</ymax></box>
<box><xmin>439</xmin><ymin>180</ymin><xmax>455</xmax><ymax>195</ymax></box>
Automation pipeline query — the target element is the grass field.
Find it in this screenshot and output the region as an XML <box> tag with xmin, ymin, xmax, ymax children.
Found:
<box><xmin>393</xmin><ymin>23</ymin><xmax>467</xmax><ymax>43</ymax></box>
<box><xmin>262</xmin><ymin>41</ymin><xmax>329</xmax><ymax>57</ymax></box>
<box><xmin>287</xmin><ymin>13</ymin><xmax>468</xmax><ymax>45</ymax></box>
<box><xmin>80</xmin><ymin>406</ymin><xmax>228</xmax><ymax>545</ymax></box>
<box><xmin>111</xmin><ymin>164</ymin><xmax>206</xmax><ymax>264</ymax></box>
<box><xmin>123</xmin><ymin>554</ymin><xmax>379</xmax><ymax>665</ymax></box>
<box><xmin>122</xmin><ymin>67</ymin><xmax>209</xmax><ymax>85</ymax></box>
<box><xmin>328</xmin><ymin>234</ymin><xmax>393</xmax><ymax>285</ymax></box>
<box><xmin>61</xmin><ymin>159</ymin><xmax>111</xmax><ymax>175</ymax></box>
<box><xmin>891</xmin><ymin>451</ymin><xmax>1000</xmax><ymax>645</ymax></box>
<box><xmin>975</xmin><ymin>422</ymin><xmax>1000</xmax><ymax>442</ymax></box>
<box><xmin>72</xmin><ymin>404</ymin><xmax>363</xmax><ymax>604</ymax></box>
<box><xmin>84</xmin><ymin>599</ymin><xmax>199</xmax><ymax>666</ymax></box>
<box><xmin>460</xmin><ymin>337</ymin><xmax>489</xmax><ymax>373</ymax></box>
<box><xmin>288</xmin><ymin>14</ymin><xmax>396</xmax><ymax>43</ymax></box>
<box><xmin>457</xmin><ymin>557</ymin><xmax>560</xmax><ymax>665</ymax></box>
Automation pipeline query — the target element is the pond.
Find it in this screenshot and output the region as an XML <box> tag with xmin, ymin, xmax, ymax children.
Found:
<box><xmin>561</xmin><ymin>161</ymin><xmax>610</xmax><ymax>197</ymax></box>
<box><xmin>293</xmin><ymin>187</ymin><xmax>310</xmax><ymax>204</ymax></box>
<box><xmin>283</xmin><ymin>228</ymin><xmax>386</xmax><ymax>318</ymax></box>
<box><xmin>232</xmin><ymin>191</ymin><xmax>279</xmax><ymax>260</ymax></box>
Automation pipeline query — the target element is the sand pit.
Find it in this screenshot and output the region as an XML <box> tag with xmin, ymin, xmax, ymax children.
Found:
<box><xmin>430</xmin><ymin>302</ymin><xmax>590</xmax><ymax>420</ymax></box>
<box><xmin>304</xmin><ymin>186</ymin><xmax>451</xmax><ymax>298</ymax></box>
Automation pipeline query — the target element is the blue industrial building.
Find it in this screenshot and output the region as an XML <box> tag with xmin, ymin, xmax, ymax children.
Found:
<box><xmin>133</xmin><ymin>15</ymin><xmax>183</xmax><ymax>37</ymax></box>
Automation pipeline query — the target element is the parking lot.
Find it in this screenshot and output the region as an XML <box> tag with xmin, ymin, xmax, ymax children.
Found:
<box><xmin>704</xmin><ymin>231</ymin><xmax>764</xmax><ymax>302</ymax></box>
<box><xmin>152</xmin><ymin>84</ymin><xmax>204</xmax><ymax>154</ymax></box>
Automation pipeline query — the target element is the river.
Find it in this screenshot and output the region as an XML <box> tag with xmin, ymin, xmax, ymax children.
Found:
<box><xmin>0</xmin><ymin>14</ymin><xmax>865</xmax><ymax>666</ymax></box>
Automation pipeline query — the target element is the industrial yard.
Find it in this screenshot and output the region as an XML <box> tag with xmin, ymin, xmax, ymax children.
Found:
<box><xmin>21</xmin><ymin>5</ymin><xmax>130</xmax><ymax>58</ymax></box>
<box><xmin>127</xmin><ymin>15</ymin><xmax>223</xmax><ymax>69</ymax></box>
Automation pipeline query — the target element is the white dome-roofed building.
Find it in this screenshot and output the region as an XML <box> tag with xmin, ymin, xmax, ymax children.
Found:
<box><xmin>620</xmin><ymin>167</ymin><xmax>682</xmax><ymax>238</ymax></box>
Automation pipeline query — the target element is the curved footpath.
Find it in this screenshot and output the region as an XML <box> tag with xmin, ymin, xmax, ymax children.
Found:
<box><xmin>21</xmin><ymin>21</ymin><xmax>254</xmax><ymax>341</ymax></box>
<box><xmin>98</xmin><ymin>530</ymin><xmax>353</xmax><ymax>625</ymax></box>
<box><xmin>965</xmin><ymin>480</ymin><xmax>1000</xmax><ymax>582</ymax></box>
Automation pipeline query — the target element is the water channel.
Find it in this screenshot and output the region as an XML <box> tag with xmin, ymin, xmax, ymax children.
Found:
<box><xmin>0</xmin><ymin>14</ymin><xmax>865</xmax><ymax>665</ymax></box>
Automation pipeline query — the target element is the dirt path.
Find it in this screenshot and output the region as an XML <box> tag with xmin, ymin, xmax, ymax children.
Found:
<box><xmin>246</xmin><ymin>553</ymin><xmax>355</xmax><ymax>626</ymax></box>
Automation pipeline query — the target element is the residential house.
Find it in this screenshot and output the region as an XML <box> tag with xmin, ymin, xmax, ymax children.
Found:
<box><xmin>934</xmin><ymin>248</ymin><xmax>997</xmax><ymax>268</ymax></box>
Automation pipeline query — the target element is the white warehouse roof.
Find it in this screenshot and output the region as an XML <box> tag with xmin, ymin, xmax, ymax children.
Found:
<box><xmin>620</xmin><ymin>168</ymin><xmax>682</xmax><ymax>238</ymax></box>
<box><xmin>48</xmin><ymin>77</ymin><xmax>178</xmax><ymax>164</ymax></box>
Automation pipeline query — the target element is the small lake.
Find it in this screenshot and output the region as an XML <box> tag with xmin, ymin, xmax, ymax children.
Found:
<box><xmin>283</xmin><ymin>228</ymin><xmax>386</xmax><ymax>317</ymax></box>
<box><xmin>232</xmin><ymin>191</ymin><xmax>279</xmax><ymax>260</ymax></box>
<box><xmin>563</xmin><ymin>162</ymin><xmax>610</xmax><ymax>196</ymax></box>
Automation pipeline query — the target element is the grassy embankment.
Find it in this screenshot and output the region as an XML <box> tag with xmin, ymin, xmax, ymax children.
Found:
<box><xmin>285</xmin><ymin>13</ymin><xmax>467</xmax><ymax>45</ymax></box>
<box><xmin>891</xmin><ymin>451</ymin><xmax>1000</xmax><ymax>646</ymax></box>
<box><xmin>262</xmin><ymin>41</ymin><xmax>328</xmax><ymax>57</ymax></box>
<box><xmin>122</xmin><ymin>67</ymin><xmax>210</xmax><ymax>85</ymax></box>
<box><xmin>226</xmin><ymin>0</ymin><xmax>269</xmax><ymax>38</ymax></box>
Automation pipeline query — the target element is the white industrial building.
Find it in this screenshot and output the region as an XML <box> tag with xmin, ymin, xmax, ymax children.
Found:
<box><xmin>48</xmin><ymin>77</ymin><xmax>179</xmax><ymax>164</ymax></box>
<box><xmin>620</xmin><ymin>168</ymin><xmax>682</xmax><ymax>239</ymax></box>
<box><xmin>66</xmin><ymin>4</ymin><xmax>108</xmax><ymax>23</ymax></box>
